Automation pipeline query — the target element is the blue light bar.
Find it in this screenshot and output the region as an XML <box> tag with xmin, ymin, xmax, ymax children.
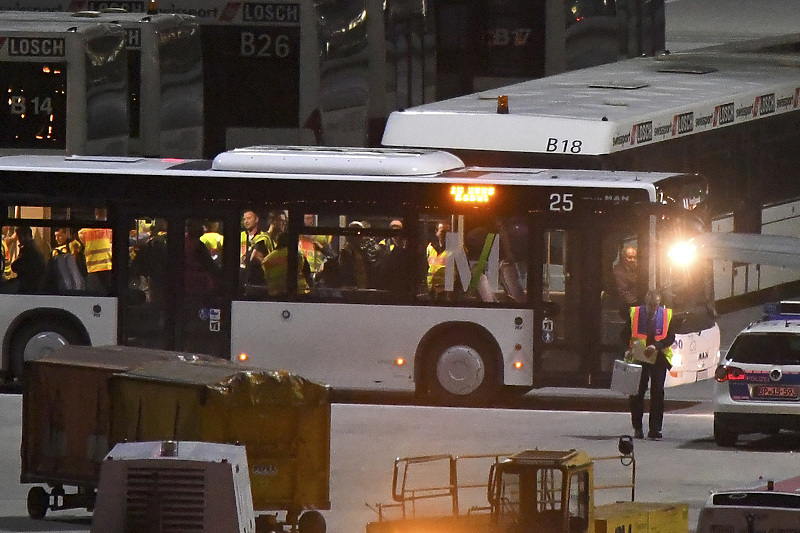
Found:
<box><xmin>763</xmin><ymin>301</ymin><xmax>800</xmax><ymax>320</ymax></box>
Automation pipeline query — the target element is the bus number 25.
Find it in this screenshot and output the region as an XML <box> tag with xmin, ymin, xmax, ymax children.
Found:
<box><xmin>549</xmin><ymin>193</ymin><xmax>574</xmax><ymax>212</ymax></box>
<box><xmin>546</xmin><ymin>137</ymin><xmax>583</xmax><ymax>153</ymax></box>
<box><xmin>240</xmin><ymin>32</ymin><xmax>291</xmax><ymax>58</ymax></box>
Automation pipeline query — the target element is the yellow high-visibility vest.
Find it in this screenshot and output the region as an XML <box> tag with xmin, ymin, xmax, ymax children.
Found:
<box><xmin>80</xmin><ymin>228</ymin><xmax>112</xmax><ymax>273</ymax></box>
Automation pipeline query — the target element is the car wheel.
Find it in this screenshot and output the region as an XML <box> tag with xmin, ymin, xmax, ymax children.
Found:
<box><xmin>713</xmin><ymin>418</ymin><xmax>738</xmax><ymax>447</ymax></box>
<box><xmin>426</xmin><ymin>335</ymin><xmax>499</xmax><ymax>406</ymax></box>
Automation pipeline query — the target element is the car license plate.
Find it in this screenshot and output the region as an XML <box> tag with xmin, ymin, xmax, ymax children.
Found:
<box><xmin>752</xmin><ymin>385</ymin><xmax>799</xmax><ymax>399</ymax></box>
<box><xmin>697</xmin><ymin>369</ymin><xmax>708</xmax><ymax>381</ymax></box>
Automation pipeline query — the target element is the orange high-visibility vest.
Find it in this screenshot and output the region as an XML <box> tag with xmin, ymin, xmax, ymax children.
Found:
<box><xmin>630</xmin><ymin>305</ymin><xmax>673</xmax><ymax>363</ymax></box>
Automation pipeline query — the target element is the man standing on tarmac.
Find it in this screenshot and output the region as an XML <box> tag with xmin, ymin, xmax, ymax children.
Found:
<box><xmin>624</xmin><ymin>290</ymin><xmax>674</xmax><ymax>440</ymax></box>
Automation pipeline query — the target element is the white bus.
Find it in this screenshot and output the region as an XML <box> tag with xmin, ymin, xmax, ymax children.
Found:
<box><xmin>0</xmin><ymin>0</ymin><xmax>665</xmax><ymax>155</ymax></box>
<box><xmin>0</xmin><ymin>10</ymin><xmax>204</xmax><ymax>158</ymax></box>
<box><xmin>0</xmin><ymin>146</ymin><xmax>717</xmax><ymax>403</ymax></box>
<box><xmin>382</xmin><ymin>33</ymin><xmax>800</xmax><ymax>308</ymax></box>
<box><xmin>0</xmin><ymin>20</ymin><xmax>129</xmax><ymax>155</ymax></box>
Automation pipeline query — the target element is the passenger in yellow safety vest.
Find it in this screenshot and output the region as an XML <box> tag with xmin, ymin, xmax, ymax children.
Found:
<box><xmin>240</xmin><ymin>210</ymin><xmax>268</xmax><ymax>268</ymax></box>
<box><xmin>426</xmin><ymin>221</ymin><xmax>450</xmax><ymax>296</ymax></box>
<box><xmin>379</xmin><ymin>219</ymin><xmax>403</xmax><ymax>253</ymax></box>
<box><xmin>299</xmin><ymin>214</ymin><xmax>331</xmax><ymax>275</ymax></box>
<box><xmin>264</xmin><ymin>210</ymin><xmax>287</xmax><ymax>253</ymax></box>
<box><xmin>623</xmin><ymin>290</ymin><xmax>674</xmax><ymax>440</ymax></box>
<box><xmin>200</xmin><ymin>221</ymin><xmax>224</xmax><ymax>264</ymax></box>
<box><xmin>3</xmin><ymin>226</ymin><xmax>17</xmax><ymax>281</ymax></box>
<box><xmin>262</xmin><ymin>233</ymin><xmax>310</xmax><ymax>296</ymax></box>
<box><xmin>338</xmin><ymin>221</ymin><xmax>370</xmax><ymax>288</ymax></box>
<box><xmin>79</xmin><ymin>217</ymin><xmax>112</xmax><ymax>294</ymax></box>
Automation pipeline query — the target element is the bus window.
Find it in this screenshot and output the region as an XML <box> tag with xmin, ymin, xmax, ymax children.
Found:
<box><xmin>127</xmin><ymin>218</ymin><xmax>169</xmax><ymax>349</ymax></box>
<box><xmin>0</xmin><ymin>205</ymin><xmax>111</xmax><ymax>296</ymax></box>
<box><xmin>300</xmin><ymin>213</ymin><xmax>333</xmax><ymax>279</ymax></box>
<box><xmin>302</xmin><ymin>213</ymin><xmax>412</xmax><ymax>300</ymax></box>
<box><xmin>422</xmin><ymin>214</ymin><xmax>527</xmax><ymax>304</ymax></box>
<box><xmin>180</xmin><ymin>218</ymin><xmax>224</xmax><ymax>355</ymax></box>
<box><xmin>658</xmin><ymin>218</ymin><xmax>716</xmax><ymax>333</ymax></box>
<box><xmin>240</xmin><ymin>209</ymin><xmax>289</xmax><ymax>298</ymax></box>
<box><xmin>539</xmin><ymin>228</ymin><xmax>586</xmax><ymax>375</ymax></box>
<box><xmin>600</xmin><ymin>233</ymin><xmax>641</xmax><ymax>366</ymax></box>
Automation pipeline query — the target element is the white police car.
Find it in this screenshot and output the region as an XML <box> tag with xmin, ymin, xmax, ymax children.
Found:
<box><xmin>713</xmin><ymin>301</ymin><xmax>800</xmax><ymax>447</ymax></box>
<box><xmin>697</xmin><ymin>489</ymin><xmax>800</xmax><ymax>532</ymax></box>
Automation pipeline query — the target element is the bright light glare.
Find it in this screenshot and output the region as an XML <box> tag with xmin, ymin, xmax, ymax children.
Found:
<box><xmin>671</xmin><ymin>352</ymin><xmax>682</xmax><ymax>368</ymax></box>
<box><xmin>514</xmin><ymin>361</ymin><xmax>523</xmax><ymax>369</ymax></box>
<box><xmin>238</xmin><ymin>352</ymin><xmax>248</xmax><ymax>362</ymax></box>
<box><xmin>667</xmin><ymin>241</ymin><xmax>696</xmax><ymax>267</ymax></box>
<box><xmin>395</xmin><ymin>357</ymin><xmax>405</xmax><ymax>366</ymax></box>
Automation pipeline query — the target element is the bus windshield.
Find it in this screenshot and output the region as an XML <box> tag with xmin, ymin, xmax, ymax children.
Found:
<box><xmin>657</xmin><ymin>215</ymin><xmax>717</xmax><ymax>333</ymax></box>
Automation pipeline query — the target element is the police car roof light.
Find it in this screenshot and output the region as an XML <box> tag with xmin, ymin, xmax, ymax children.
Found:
<box><xmin>763</xmin><ymin>301</ymin><xmax>800</xmax><ymax>321</ymax></box>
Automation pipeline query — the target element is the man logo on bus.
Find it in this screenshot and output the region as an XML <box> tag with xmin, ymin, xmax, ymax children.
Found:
<box><xmin>442</xmin><ymin>232</ymin><xmax>500</xmax><ymax>294</ymax></box>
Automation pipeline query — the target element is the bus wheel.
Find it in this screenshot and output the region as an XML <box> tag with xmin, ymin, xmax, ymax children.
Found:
<box><xmin>26</xmin><ymin>486</ymin><xmax>49</xmax><ymax>520</ymax></box>
<box><xmin>298</xmin><ymin>510</ymin><xmax>326</xmax><ymax>533</ymax></box>
<box><xmin>426</xmin><ymin>336</ymin><xmax>498</xmax><ymax>406</ymax></box>
<box><xmin>10</xmin><ymin>321</ymin><xmax>84</xmax><ymax>380</ymax></box>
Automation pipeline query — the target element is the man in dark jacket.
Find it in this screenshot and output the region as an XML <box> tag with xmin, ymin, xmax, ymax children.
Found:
<box><xmin>11</xmin><ymin>226</ymin><xmax>46</xmax><ymax>294</ymax></box>
<box><xmin>623</xmin><ymin>290</ymin><xmax>675</xmax><ymax>440</ymax></box>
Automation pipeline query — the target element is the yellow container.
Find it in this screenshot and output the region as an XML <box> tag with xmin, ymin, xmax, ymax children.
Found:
<box><xmin>595</xmin><ymin>501</ymin><xmax>689</xmax><ymax>533</ymax></box>
<box><xmin>108</xmin><ymin>359</ymin><xmax>331</xmax><ymax>513</ymax></box>
<box><xmin>21</xmin><ymin>345</ymin><xmax>211</xmax><ymax>488</ymax></box>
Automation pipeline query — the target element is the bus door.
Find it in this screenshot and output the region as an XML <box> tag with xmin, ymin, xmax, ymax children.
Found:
<box><xmin>121</xmin><ymin>211</ymin><xmax>232</xmax><ymax>359</ymax></box>
<box><xmin>534</xmin><ymin>223</ymin><xmax>603</xmax><ymax>385</ymax></box>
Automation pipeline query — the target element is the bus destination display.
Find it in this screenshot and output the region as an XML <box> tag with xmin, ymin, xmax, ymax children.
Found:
<box><xmin>0</xmin><ymin>62</ymin><xmax>67</xmax><ymax>150</ymax></box>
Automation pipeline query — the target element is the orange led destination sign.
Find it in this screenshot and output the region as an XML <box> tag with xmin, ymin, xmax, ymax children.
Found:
<box><xmin>450</xmin><ymin>185</ymin><xmax>495</xmax><ymax>203</ymax></box>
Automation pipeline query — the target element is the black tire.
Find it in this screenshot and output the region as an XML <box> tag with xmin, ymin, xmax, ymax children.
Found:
<box><xmin>10</xmin><ymin>320</ymin><xmax>85</xmax><ymax>380</ymax></box>
<box><xmin>713</xmin><ymin>418</ymin><xmax>738</xmax><ymax>447</ymax></box>
<box><xmin>298</xmin><ymin>510</ymin><xmax>326</xmax><ymax>533</ymax></box>
<box><xmin>425</xmin><ymin>335</ymin><xmax>499</xmax><ymax>406</ymax></box>
<box><xmin>26</xmin><ymin>486</ymin><xmax>49</xmax><ymax>520</ymax></box>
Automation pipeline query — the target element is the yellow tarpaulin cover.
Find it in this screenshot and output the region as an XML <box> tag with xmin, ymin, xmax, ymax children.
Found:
<box><xmin>109</xmin><ymin>358</ymin><xmax>331</xmax><ymax>513</ymax></box>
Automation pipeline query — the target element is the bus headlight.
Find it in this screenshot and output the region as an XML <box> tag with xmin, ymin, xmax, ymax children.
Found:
<box><xmin>667</xmin><ymin>241</ymin><xmax>696</xmax><ymax>267</ymax></box>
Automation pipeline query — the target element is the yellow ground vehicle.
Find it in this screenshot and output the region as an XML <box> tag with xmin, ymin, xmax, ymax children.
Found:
<box><xmin>367</xmin><ymin>438</ymin><xmax>687</xmax><ymax>533</ymax></box>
